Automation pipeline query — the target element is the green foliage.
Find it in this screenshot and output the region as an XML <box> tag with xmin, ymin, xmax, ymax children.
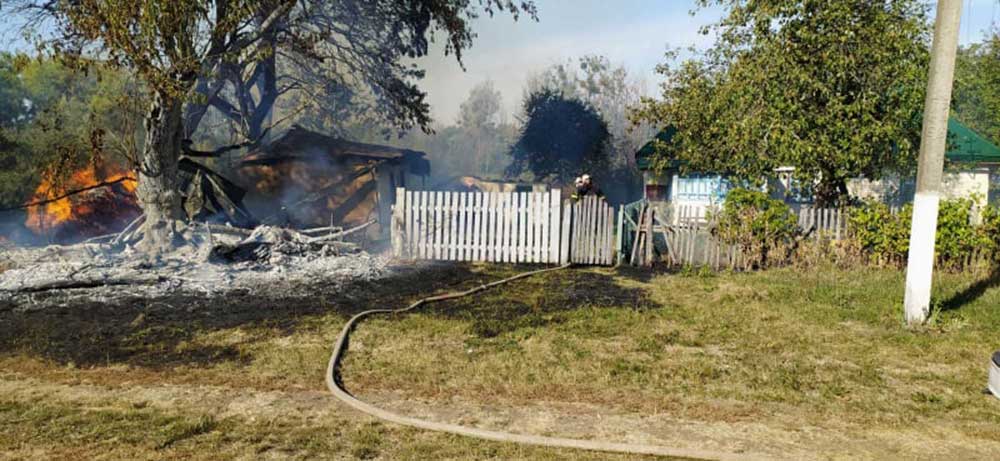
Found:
<box><xmin>0</xmin><ymin>54</ymin><xmax>141</xmax><ymax>208</ymax></box>
<box><xmin>848</xmin><ymin>201</ymin><xmax>913</xmax><ymax>264</ymax></box>
<box><xmin>849</xmin><ymin>198</ymin><xmax>999</xmax><ymax>269</ymax></box>
<box><xmin>934</xmin><ymin>198</ymin><xmax>990</xmax><ymax>269</ymax></box>
<box><xmin>507</xmin><ymin>88</ymin><xmax>611</xmax><ymax>184</ymax></box>
<box><xmin>713</xmin><ymin>188</ymin><xmax>798</xmax><ymax>266</ymax></box>
<box><xmin>633</xmin><ymin>0</ymin><xmax>931</xmax><ymax>205</ymax></box>
<box><xmin>954</xmin><ymin>30</ymin><xmax>1000</xmax><ymax>147</ymax></box>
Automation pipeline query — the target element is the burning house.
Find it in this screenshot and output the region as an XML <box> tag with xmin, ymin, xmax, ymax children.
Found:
<box><xmin>22</xmin><ymin>162</ymin><xmax>141</xmax><ymax>244</ymax></box>
<box><xmin>238</xmin><ymin>126</ymin><xmax>430</xmax><ymax>238</ymax></box>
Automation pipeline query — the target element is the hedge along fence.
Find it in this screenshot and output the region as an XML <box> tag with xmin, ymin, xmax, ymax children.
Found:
<box><xmin>848</xmin><ymin>197</ymin><xmax>1000</xmax><ymax>271</ymax></box>
<box><xmin>708</xmin><ymin>189</ymin><xmax>1000</xmax><ymax>273</ymax></box>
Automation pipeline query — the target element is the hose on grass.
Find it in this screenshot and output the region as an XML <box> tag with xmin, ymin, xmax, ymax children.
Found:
<box><xmin>326</xmin><ymin>263</ymin><xmax>774</xmax><ymax>461</ymax></box>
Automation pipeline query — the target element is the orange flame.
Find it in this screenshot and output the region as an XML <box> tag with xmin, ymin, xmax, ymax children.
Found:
<box><xmin>25</xmin><ymin>163</ymin><xmax>139</xmax><ymax>238</ymax></box>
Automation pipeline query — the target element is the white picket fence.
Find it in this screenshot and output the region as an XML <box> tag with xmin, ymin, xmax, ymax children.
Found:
<box><xmin>391</xmin><ymin>188</ymin><xmax>615</xmax><ymax>265</ymax></box>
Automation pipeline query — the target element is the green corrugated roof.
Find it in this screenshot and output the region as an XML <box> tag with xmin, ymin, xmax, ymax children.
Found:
<box><xmin>636</xmin><ymin>118</ymin><xmax>1000</xmax><ymax>170</ymax></box>
<box><xmin>946</xmin><ymin>117</ymin><xmax>1000</xmax><ymax>164</ymax></box>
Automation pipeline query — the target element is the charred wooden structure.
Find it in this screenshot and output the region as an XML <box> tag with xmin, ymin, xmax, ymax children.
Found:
<box><xmin>239</xmin><ymin>126</ymin><xmax>430</xmax><ymax>238</ymax></box>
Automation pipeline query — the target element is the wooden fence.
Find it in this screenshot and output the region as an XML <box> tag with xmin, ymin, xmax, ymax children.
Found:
<box><xmin>621</xmin><ymin>201</ymin><xmax>856</xmax><ymax>269</ymax></box>
<box><xmin>391</xmin><ymin>188</ymin><xmax>562</xmax><ymax>263</ymax></box>
<box><xmin>665</xmin><ymin>203</ymin><xmax>850</xmax><ymax>240</ymax></box>
<box><xmin>568</xmin><ymin>195</ymin><xmax>616</xmax><ymax>265</ymax></box>
<box><xmin>391</xmin><ymin>188</ymin><xmax>616</xmax><ymax>265</ymax></box>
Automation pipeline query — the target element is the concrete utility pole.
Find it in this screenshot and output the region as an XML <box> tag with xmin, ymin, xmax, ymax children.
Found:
<box><xmin>903</xmin><ymin>0</ymin><xmax>964</xmax><ymax>325</ymax></box>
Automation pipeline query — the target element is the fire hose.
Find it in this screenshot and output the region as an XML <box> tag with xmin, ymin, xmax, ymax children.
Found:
<box><xmin>326</xmin><ymin>263</ymin><xmax>774</xmax><ymax>461</ymax></box>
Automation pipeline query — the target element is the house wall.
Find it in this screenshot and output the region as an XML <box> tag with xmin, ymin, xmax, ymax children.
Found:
<box><xmin>848</xmin><ymin>167</ymin><xmax>992</xmax><ymax>204</ymax></box>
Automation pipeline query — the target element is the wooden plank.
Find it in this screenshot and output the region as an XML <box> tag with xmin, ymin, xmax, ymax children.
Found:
<box><xmin>418</xmin><ymin>191</ymin><xmax>428</xmax><ymax>259</ymax></box>
<box><xmin>473</xmin><ymin>192</ymin><xmax>483</xmax><ymax>261</ymax></box>
<box><xmin>603</xmin><ymin>202</ymin><xmax>612</xmax><ymax>265</ymax></box>
<box><xmin>464</xmin><ymin>192</ymin><xmax>473</xmax><ymax>260</ymax></box>
<box><xmin>539</xmin><ymin>191</ymin><xmax>548</xmax><ymax>263</ymax></box>
<box><xmin>442</xmin><ymin>192</ymin><xmax>451</xmax><ymax>260</ymax></box>
<box><xmin>500</xmin><ymin>192</ymin><xmax>510</xmax><ymax>263</ymax></box>
<box><xmin>580</xmin><ymin>198</ymin><xmax>588</xmax><ymax>264</ymax></box>
<box><xmin>424</xmin><ymin>191</ymin><xmax>433</xmax><ymax>259</ymax></box>
<box><xmin>524</xmin><ymin>192</ymin><xmax>531</xmax><ymax>262</ymax></box>
<box><xmin>590</xmin><ymin>197</ymin><xmax>599</xmax><ymax>264</ymax></box>
<box><xmin>488</xmin><ymin>192</ymin><xmax>497</xmax><ymax>262</ymax></box>
<box><xmin>413</xmin><ymin>191</ymin><xmax>421</xmax><ymax>259</ymax></box>
<box><xmin>560</xmin><ymin>199</ymin><xmax>571</xmax><ymax>264</ymax></box>
<box><xmin>548</xmin><ymin>190</ymin><xmax>560</xmax><ymax>263</ymax></box>
<box><xmin>471</xmin><ymin>192</ymin><xmax>478</xmax><ymax>260</ymax></box>
<box><xmin>508</xmin><ymin>192</ymin><xmax>517</xmax><ymax>263</ymax></box>
<box><xmin>405</xmin><ymin>190</ymin><xmax>414</xmax><ymax>258</ymax></box>
<box><xmin>483</xmin><ymin>192</ymin><xmax>491</xmax><ymax>261</ymax></box>
<box><xmin>596</xmin><ymin>201</ymin><xmax>605</xmax><ymax>265</ymax></box>
<box><xmin>498</xmin><ymin>192</ymin><xmax>506</xmax><ymax>263</ymax></box>
<box><xmin>430</xmin><ymin>191</ymin><xmax>439</xmax><ymax>259</ymax></box>
<box><xmin>515</xmin><ymin>193</ymin><xmax>523</xmax><ymax>263</ymax></box>
<box><xmin>448</xmin><ymin>192</ymin><xmax>457</xmax><ymax>260</ymax></box>
<box><xmin>593</xmin><ymin>199</ymin><xmax>602</xmax><ymax>265</ymax></box>
<box><xmin>601</xmin><ymin>203</ymin><xmax>610</xmax><ymax>265</ymax></box>
<box><xmin>517</xmin><ymin>192</ymin><xmax>526</xmax><ymax>263</ymax></box>
<box><xmin>571</xmin><ymin>199</ymin><xmax>581</xmax><ymax>263</ymax></box>
<box><xmin>456</xmin><ymin>193</ymin><xmax>466</xmax><ymax>260</ymax></box>
<box><xmin>539</xmin><ymin>193</ymin><xmax>547</xmax><ymax>263</ymax></box>
<box><xmin>530</xmin><ymin>191</ymin><xmax>538</xmax><ymax>263</ymax></box>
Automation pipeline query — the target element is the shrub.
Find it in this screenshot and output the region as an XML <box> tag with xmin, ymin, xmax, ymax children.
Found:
<box><xmin>713</xmin><ymin>188</ymin><xmax>798</xmax><ymax>267</ymax></box>
<box><xmin>848</xmin><ymin>201</ymin><xmax>912</xmax><ymax>265</ymax></box>
<box><xmin>978</xmin><ymin>205</ymin><xmax>1000</xmax><ymax>258</ymax></box>
<box><xmin>848</xmin><ymin>197</ymin><xmax>996</xmax><ymax>270</ymax></box>
<box><xmin>934</xmin><ymin>198</ymin><xmax>989</xmax><ymax>269</ymax></box>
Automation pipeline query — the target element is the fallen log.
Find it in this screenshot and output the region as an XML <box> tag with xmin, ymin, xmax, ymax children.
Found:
<box><xmin>306</xmin><ymin>220</ymin><xmax>376</xmax><ymax>244</ymax></box>
<box><xmin>3</xmin><ymin>275</ymin><xmax>168</xmax><ymax>294</ymax></box>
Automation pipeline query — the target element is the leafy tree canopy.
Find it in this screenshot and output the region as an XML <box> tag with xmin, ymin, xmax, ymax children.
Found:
<box><xmin>632</xmin><ymin>0</ymin><xmax>931</xmax><ymax>205</ymax></box>
<box><xmin>954</xmin><ymin>29</ymin><xmax>1000</xmax><ymax>148</ymax></box>
<box><xmin>507</xmin><ymin>88</ymin><xmax>610</xmax><ymax>184</ymax></box>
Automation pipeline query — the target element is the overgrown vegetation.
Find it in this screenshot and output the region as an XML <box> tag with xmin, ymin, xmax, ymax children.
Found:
<box><xmin>712</xmin><ymin>188</ymin><xmax>798</xmax><ymax>267</ymax></box>
<box><xmin>849</xmin><ymin>197</ymin><xmax>1000</xmax><ymax>270</ymax></box>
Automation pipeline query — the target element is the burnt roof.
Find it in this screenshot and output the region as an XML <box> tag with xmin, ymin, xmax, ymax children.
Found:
<box><xmin>242</xmin><ymin>126</ymin><xmax>429</xmax><ymax>171</ymax></box>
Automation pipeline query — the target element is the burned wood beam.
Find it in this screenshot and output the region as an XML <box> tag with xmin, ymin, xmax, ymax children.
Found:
<box><xmin>1</xmin><ymin>177</ymin><xmax>136</xmax><ymax>212</ymax></box>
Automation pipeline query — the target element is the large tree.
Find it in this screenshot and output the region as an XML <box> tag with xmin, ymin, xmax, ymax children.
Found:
<box><xmin>954</xmin><ymin>29</ymin><xmax>1000</xmax><ymax>147</ymax></box>
<box><xmin>526</xmin><ymin>56</ymin><xmax>652</xmax><ymax>201</ymax></box>
<box><xmin>6</xmin><ymin>0</ymin><xmax>536</xmax><ymax>252</ymax></box>
<box><xmin>633</xmin><ymin>0</ymin><xmax>931</xmax><ymax>205</ymax></box>
<box><xmin>507</xmin><ymin>88</ymin><xmax>610</xmax><ymax>184</ymax></box>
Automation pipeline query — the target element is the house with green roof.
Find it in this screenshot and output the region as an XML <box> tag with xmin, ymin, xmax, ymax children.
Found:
<box><xmin>636</xmin><ymin>118</ymin><xmax>1000</xmax><ymax>207</ymax></box>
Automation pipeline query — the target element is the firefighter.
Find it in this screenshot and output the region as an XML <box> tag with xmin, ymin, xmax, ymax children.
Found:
<box><xmin>572</xmin><ymin>174</ymin><xmax>604</xmax><ymax>200</ymax></box>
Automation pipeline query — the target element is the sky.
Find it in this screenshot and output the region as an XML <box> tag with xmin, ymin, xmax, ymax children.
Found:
<box><xmin>416</xmin><ymin>0</ymin><xmax>1000</xmax><ymax>125</ymax></box>
<box><xmin>1</xmin><ymin>0</ymin><xmax>997</xmax><ymax>126</ymax></box>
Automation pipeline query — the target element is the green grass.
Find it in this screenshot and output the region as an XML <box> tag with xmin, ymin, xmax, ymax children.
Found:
<box><xmin>2</xmin><ymin>262</ymin><xmax>1000</xmax><ymax>459</ymax></box>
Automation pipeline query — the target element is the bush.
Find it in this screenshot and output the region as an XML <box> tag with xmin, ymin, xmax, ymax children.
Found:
<box><xmin>849</xmin><ymin>197</ymin><xmax>997</xmax><ymax>270</ymax></box>
<box><xmin>934</xmin><ymin>198</ymin><xmax>989</xmax><ymax>269</ymax></box>
<box><xmin>848</xmin><ymin>201</ymin><xmax>912</xmax><ymax>265</ymax></box>
<box><xmin>713</xmin><ymin>188</ymin><xmax>798</xmax><ymax>267</ymax></box>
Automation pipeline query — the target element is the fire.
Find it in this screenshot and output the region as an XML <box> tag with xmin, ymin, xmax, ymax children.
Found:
<box><xmin>25</xmin><ymin>163</ymin><xmax>140</xmax><ymax>242</ymax></box>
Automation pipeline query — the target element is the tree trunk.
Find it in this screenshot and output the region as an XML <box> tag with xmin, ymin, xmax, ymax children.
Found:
<box><xmin>137</xmin><ymin>90</ymin><xmax>186</xmax><ymax>253</ymax></box>
<box><xmin>815</xmin><ymin>176</ymin><xmax>849</xmax><ymax>207</ymax></box>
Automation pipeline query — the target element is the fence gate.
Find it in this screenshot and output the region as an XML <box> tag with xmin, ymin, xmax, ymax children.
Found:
<box><xmin>565</xmin><ymin>195</ymin><xmax>616</xmax><ymax>265</ymax></box>
<box><xmin>391</xmin><ymin>188</ymin><xmax>615</xmax><ymax>265</ymax></box>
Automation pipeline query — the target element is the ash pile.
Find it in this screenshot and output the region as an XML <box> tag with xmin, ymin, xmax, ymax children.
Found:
<box><xmin>0</xmin><ymin>220</ymin><xmax>386</xmax><ymax>310</ymax></box>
